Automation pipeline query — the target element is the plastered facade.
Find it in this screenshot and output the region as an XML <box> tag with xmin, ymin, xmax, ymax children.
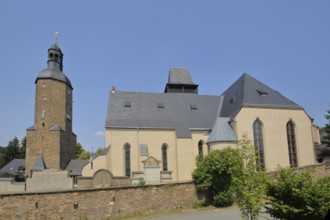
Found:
<box><xmin>105</xmin><ymin>107</ymin><xmax>317</xmax><ymax>181</ymax></box>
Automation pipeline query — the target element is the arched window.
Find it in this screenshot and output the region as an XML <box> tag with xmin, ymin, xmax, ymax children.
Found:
<box><xmin>286</xmin><ymin>121</ymin><xmax>298</xmax><ymax>167</ymax></box>
<box><xmin>124</xmin><ymin>143</ymin><xmax>131</xmax><ymax>176</ymax></box>
<box><xmin>162</xmin><ymin>144</ymin><xmax>168</xmax><ymax>171</ymax></box>
<box><xmin>198</xmin><ymin>140</ymin><xmax>204</xmax><ymax>156</ymax></box>
<box><xmin>253</xmin><ymin>119</ymin><xmax>265</xmax><ymax>171</ymax></box>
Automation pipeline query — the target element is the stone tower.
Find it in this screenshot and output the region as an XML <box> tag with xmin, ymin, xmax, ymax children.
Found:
<box><xmin>26</xmin><ymin>42</ymin><xmax>76</xmax><ymax>176</ymax></box>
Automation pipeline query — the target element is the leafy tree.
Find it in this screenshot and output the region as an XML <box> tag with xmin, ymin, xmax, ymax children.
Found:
<box><xmin>265</xmin><ymin>167</ymin><xmax>330</xmax><ymax>220</ymax></box>
<box><xmin>95</xmin><ymin>147</ymin><xmax>104</xmax><ymax>155</ymax></box>
<box><xmin>323</xmin><ymin>109</ymin><xmax>330</xmax><ymax>145</ymax></box>
<box><xmin>76</xmin><ymin>142</ymin><xmax>91</xmax><ymax>160</ymax></box>
<box><xmin>192</xmin><ymin>147</ymin><xmax>243</xmax><ymax>207</ymax></box>
<box><xmin>233</xmin><ymin>134</ymin><xmax>268</xmax><ymax>220</ymax></box>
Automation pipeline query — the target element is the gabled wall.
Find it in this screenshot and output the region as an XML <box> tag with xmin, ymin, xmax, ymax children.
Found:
<box><xmin>234</xmin><ymin>107</ymin><xmax>315</xmax><ymax>170</ymax></box>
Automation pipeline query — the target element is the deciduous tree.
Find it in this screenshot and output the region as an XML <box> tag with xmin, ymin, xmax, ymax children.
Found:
<box><xmin>233</xmin><ymin>134</ymin><xmax>268</xmax><ymax>220</ymax></box>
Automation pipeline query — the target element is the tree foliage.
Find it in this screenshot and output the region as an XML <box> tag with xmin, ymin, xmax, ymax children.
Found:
<box><xmin>192</xmin><ymin>147</ymin><xmax>243</xmax><ymax>207</ymax></box>
<box><xmin>233</xmin><ymin>134</ymin><xmax>268</xmax><ymax>220</ymax></box>
<box><xmin>323</xmin><ymin>109</ymin><xmax>330</xmax><ymax>145</ymax></box>
<box><xmin>95</xmin><ymin>147</ymin><xmax>104</xmax><ymax>155</ymax></box>
<box><xmin>76</xmin><ymin>142</ymin><xmax>91</xmax><ymax>160</ymax></box>
<box><xmin>0</xmin><ymin>137</ymin><xmax>26</xmax><ymax>168</ymax></box>
<box><xmin>265</xmin><ymin>167</ymin><xmax>330</xmax><ymax>220</ymax></box>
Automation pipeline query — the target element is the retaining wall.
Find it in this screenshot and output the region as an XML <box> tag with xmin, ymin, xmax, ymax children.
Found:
<box><xmin>0</xmin><ymin>181</ymin><xmax>197</xmax><ymax>220</ymax></box>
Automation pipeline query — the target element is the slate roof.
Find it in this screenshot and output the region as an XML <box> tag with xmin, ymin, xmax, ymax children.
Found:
<box><xmin>36</xmin><ymin>43</ymin><xmax>72</xmax><ymax>89</ymax></box>
<box><xmin>208</xmin><ymin>117</ymin><xmax>237</xmax><ymax>143</ymax></box>
<box><xmin>220</xmin><ymin>73</ymin><xmax>303</xmax><ymax>118</ymax></box>
<box><xmin>31</xmin><ymin>154</ymin><xmax>47</xmax><ymax>171</ymax></box>
<box><xmin>106</xmin><ymin>72</ymin><xmax>305</xmax><ymax>140</ymax></box>
<box><xmin>0</xmin><ymin>159</ymin><xmax>25</xmax><ymax>174</ymax></box>
<box><xmin>106</xmin><ymin>92</ymin><xmax>222</xmax><ymax>137</ymax></box>
<box><xmin>37</xmin><ymin>68</ymin><xmax>72</xmax><ymax>89</ymax></box>
<box><xmin>168</xmin><ymin>68</ymin><xmax>196</xmax><ymax>85</ymax></box>
<box><xmin>65</xmin><ymin>160</ymin><xmax>89</xmax><ymax>176</ymax></box>
<box><xmin>49</xmin><ymin>124</ymin><xmax>65</xmax><ymax>131</ymax></box>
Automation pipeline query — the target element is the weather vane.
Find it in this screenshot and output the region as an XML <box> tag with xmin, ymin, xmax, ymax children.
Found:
<box><xmin>54</xmin><ymin>32</ymin><xmax>59</xmax><ymax>44</ymax></box>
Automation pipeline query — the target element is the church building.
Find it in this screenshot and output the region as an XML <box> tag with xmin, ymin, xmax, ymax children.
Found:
<box><xmin>104</xmin><ymin>68</ymin><xmax>319</xmax><ymax>182</ymax></box>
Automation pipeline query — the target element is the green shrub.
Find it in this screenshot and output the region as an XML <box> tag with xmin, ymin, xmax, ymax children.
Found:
<box><xmin>265</xmin><ymin>167</ymin><xmax>330</xmax><ymax>220</ymax></box>
<box><xmin>192</xmin><ymin>200</ymin><xmax>205</xmax><ymax>209</ymax></box>
<box><xmin>192</xmin><ymin>147</ymin><xmax>243</xmax><ymax>207</ymax></box>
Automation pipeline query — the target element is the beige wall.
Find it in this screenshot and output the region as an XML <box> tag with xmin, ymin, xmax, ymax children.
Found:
<box><xmin>105</xmin><ymin>107</ymin><xmax>317</xmax><ymax>181</ymax></box>
<box><xmin>210</xmin><ymin>141</ymin><xmax>237</xmax><ymax>151</ymax></box>
<box><xmin>81</xmin><ymin>155</ymin><xmax>107</xmax><ymax>177</ymax></box>
<box><xmin>106</xmin><ymin>128</ymin><xmax>179</xmax><ymax>179</ymax></box>
<box><xmin>311</xmin><ymin>125</ymin><xmax>321</xmax><ymax>144</ymax></box>
<box><xmin>234</xmin><ymin>107</ymin><xmax>315</xmax><ymax>170</ymax></box>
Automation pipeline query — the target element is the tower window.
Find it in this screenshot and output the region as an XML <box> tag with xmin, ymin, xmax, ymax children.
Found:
<box><xmin>54</xmin><ymin>54</ymin><xmax>59</xmax><ymax>61</ymax></box>
<box><xmin>42</xmin><ymin>83</ymin><xmax>46</xmax><ymax>88</ymax></box>
<box><xmin>41</xmin><ymin>110</ymin><xmax>45</xmax><ymax>118</ymax></box>
<box><xmin>42</xmin><ymin>96</ymin><xmax>46</xmax><ymax>101</ymax></box>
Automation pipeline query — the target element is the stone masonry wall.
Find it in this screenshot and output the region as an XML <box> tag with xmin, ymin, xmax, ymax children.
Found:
<box><xmin>0</xmin><ymin>181</ymin><xmax>198</xmax><ymax>220</ymax></box>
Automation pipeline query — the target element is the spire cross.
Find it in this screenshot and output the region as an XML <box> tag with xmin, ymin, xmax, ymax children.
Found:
<box><xmin>54</xmin><ymin>32</ymin><xmax>59</xmax><ymax>44</ymax></box>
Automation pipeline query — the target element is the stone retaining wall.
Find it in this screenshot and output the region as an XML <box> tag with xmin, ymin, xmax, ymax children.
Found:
<box><xmin>0</xmin><ymin>181</ymin><xmax>197</xmax><ymax>220</ymax></box>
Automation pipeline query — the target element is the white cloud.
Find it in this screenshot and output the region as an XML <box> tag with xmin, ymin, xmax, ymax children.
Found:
<box><xmin>95</xmin><ymin>131</ymin><xmax>105</xmax><ymax>137</ymax></box>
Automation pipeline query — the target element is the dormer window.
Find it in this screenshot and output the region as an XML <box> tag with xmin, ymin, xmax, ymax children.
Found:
<box><xmin>190</xmin><ymin>104</ymin><xmax>197</xmax><ymax>110</ymax></box>
<box><xmin>124</xmin><ymin>101</ymin><xmax>131</xmax><ymax>108</ymax></box>
<box><xmin>257</xmin><ymin>90</ymin><xmax>268</xmax><ymax>97</ymax></box>
<box><xmin>157</xmin><ymin>103</ymin><xmax>165</xmax><ymax>110</ymax></box>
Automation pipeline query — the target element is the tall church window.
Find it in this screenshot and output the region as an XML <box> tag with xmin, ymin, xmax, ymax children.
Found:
<box><xmin>162</xmin><ymin>144</ymin><xmax>168</xmax><ymax>171</ymax></box>
<box><xmin>198</xmin><ymin>140</ymin><xmax>204</xmax><ymax>156</ymax></box>
<box><xmin>253</xmin><ymin>119</ymin><xmax>265</xmax><ymax>171</ymax></box>
<box><xmin>41</xmin><ymin>110</ymin><xmax>45</xmax><ymax>118</ymax></box>
<box><xmin>286</xmin><ymin>121</ymin><xmax>298</xmax><ymax>167</ymax></box>
<box><xmin>124</xmin><ymin>143</ymin><xmax>131</xmax><ymax>177</ymax></box>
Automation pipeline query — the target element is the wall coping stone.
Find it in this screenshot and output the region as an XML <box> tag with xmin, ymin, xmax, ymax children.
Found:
<box><xmin>0</xmin><ymin>180</ymin><xmax>194</xmax><ymax>196</ymax></box>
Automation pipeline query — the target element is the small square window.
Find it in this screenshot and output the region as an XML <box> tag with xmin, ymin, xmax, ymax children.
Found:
<box><xmin>140</xmin><ymin>145</ymin><xmax>148</xmax><ymax>156</ymax></box>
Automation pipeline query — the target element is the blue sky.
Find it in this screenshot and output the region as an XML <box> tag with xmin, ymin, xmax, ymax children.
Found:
<box><xmin>0</xmin><ymin>1</ymin><xmax>329</xmax><ymax>152</ymax></box>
